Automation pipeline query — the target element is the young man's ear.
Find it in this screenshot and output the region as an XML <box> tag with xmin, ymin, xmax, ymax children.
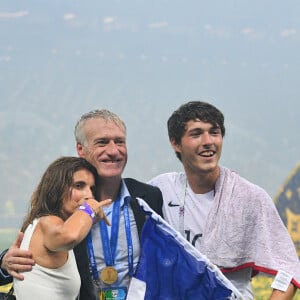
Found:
<box><xmin>170</xmin><ymin>138</ymin><xmax>181</xmax><ymax>153</ymax></box>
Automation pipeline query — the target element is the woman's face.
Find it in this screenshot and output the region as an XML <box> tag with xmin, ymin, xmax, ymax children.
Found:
<box><xmin>61</xmin><ymin>169</ymin><xmax>96</xmax><ymax>218</ymax></box>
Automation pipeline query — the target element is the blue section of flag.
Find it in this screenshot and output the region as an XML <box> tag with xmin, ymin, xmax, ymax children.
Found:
<box><xmin>134</xmin><ymin>201</ymin><xmax>242</xmax><ymax>300</ymax></box>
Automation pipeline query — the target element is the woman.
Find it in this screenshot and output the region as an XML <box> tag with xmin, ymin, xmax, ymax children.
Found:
<box><xmin>13</xmin><ymin>156</ymin><xmax>111</xmax><ymax>300</ymax></box>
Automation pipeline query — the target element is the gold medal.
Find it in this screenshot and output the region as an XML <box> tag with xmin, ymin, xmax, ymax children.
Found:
<box><xmin>100</xmin><ymin>266</ymin><xmax>118</xmax><ymax>285</ymax></box>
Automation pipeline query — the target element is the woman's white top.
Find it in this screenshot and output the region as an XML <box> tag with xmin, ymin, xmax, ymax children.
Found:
<box><xmin>14</xmin><ymin>218</ymin><xmax>81</xmax><ymax>300</ymax></box>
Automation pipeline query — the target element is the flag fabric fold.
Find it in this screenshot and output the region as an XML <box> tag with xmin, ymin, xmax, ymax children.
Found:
<box><xmin>127</xmin><ymin>198</ymin><xmax>243</xmax><ymax>300</ymax></box>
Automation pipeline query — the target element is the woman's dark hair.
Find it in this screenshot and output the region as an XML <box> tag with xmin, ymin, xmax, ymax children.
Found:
<box><xmin>21</xmin><ymin>157</ymin><xmax>97</xmax><ymax>232</ymax></box>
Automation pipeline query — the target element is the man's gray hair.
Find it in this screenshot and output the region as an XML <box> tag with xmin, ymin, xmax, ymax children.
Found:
<box><xmin>74</xmin><ymin>109</ymin><xmax>126</xmax><ymax>145</ymax></box>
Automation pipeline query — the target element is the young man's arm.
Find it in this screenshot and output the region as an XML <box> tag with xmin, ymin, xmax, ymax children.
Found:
<box><xmin>0</xmin><ymin>232</ymin><xmax>34</xmax><ymax>282</ymax></box>
<box><xmin>269</xmin><ymin>284</ymin><xmax>297</xmax><ymax>300</ymax></box>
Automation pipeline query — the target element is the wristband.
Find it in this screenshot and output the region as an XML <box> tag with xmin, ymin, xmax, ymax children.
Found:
<box><xmin>78</xmin><ymin>202</ymin><xmax>95</xmax><ymax>222</ymax></box>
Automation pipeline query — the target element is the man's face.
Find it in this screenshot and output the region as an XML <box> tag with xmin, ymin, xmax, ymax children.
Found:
<box><xmin>171</xmin><ymin>119</ymin><xmax>223</xmax><ymax>176</ymax></box>
<box><xmin>77</xmin><ymin>118</ymin><xmax>127</xmax><ymax>180</ymax></box>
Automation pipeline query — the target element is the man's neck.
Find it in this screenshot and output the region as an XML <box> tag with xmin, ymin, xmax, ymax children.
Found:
<box><xmin>185</xmin><ymin>167</ymin><xmax>219</xmax><ymax>194</ymax></box>
<box><xmin>96</xmin><ymin>176</ymin><xmax>122</xmax><ymax>202</ymax></box>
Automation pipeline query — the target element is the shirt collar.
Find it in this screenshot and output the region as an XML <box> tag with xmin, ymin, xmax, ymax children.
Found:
<box><xmin>119</xmin><ymin>179</ymin><xmax>131</xmax><ymax>207</ymax></box>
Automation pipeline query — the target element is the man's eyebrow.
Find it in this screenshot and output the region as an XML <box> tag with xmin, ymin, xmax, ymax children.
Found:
<box><xmin>94</xmin><ymin>137</ymin><xmax>107</xmax><ymax>142</ymax></box>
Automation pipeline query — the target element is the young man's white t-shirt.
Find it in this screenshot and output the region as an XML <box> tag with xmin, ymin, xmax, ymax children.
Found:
<box><xmin>148</xmin><ymin>171</ymin><xmax>253</xmax><ymax>300</ymax></box>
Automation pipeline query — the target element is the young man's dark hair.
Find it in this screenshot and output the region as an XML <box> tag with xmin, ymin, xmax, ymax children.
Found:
<box><xmin>167</xmin><ymin>101</ymin><xmax>225</xmax><ymax>160</ymax></box>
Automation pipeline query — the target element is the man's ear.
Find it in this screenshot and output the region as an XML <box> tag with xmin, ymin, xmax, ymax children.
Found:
<box><xmin>76</xmin><ymin>142</ymin><xmax>85</xmax><ymax>158</ymax></box>
<box><xmin>170</xmin><ymin>138</ymin><xmax>181</xmax><ymax>153</ymax></box>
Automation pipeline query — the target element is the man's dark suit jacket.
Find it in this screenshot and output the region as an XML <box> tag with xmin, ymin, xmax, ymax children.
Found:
<box><xmin>74</xmin><ymin>178</ymin><xmax>163</xmax><ymax>300</ymax></box>
<box><xmin>0</xmin><ymin>178</ymin><xmax>163</xmax><ymax>300</ymax></box>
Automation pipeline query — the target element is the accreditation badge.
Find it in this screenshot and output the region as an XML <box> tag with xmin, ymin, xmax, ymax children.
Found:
<box><xmin>99</xmin><ymin>287</ymin><xmax>127</xmax><ymax>300</ymax></box>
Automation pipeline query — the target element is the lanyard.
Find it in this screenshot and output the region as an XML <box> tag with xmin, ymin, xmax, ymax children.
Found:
<box><xmin>179</xmin><ymin>178</ymin><xmax>187</xmax><ymax>236</ymax></box>
<box><xmin>123</xmin><ymin>197</ymin><xmax>134</xmax><ymax>276</ymax></box>
<box><xmin>87</xmin><ymin>231</ymin><xmax>98</xmax><ymax>281</ymax></box>
<box><xmin>178</xmin><ymin>177</ymin><xmax>216</xmax><ymax>236</ymax></box>
<box><xmin>87</xmin><ymin>196</ymin><xmax>134</xmax><ymax>281</ymax></box>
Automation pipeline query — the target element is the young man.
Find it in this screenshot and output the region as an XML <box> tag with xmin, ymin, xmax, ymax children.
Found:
<box><xmin>148</xmin><ymin>101</ymin><xmax>300</xmax><ymax>299</ymax></box>
<box><xmin>0</xmin><ymin>109</ymin><xmax>163</xmax><ymax>300</ymax></box>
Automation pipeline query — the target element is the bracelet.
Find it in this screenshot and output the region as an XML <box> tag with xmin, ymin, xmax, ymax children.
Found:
<box><xmin>78</xmin><ymin>202</ymin><xmax>95</xmax><ymax>222</ymax></box>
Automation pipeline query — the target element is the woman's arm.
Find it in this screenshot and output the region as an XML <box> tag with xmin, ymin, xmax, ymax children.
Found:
<box><xmin>41</xmin><ymin>199</ymin><xmax>111</xmax><ymax>252</ymax></box>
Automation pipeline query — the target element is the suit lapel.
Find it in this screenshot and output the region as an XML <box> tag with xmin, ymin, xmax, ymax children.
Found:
<box><xmin>124</xmin><ymin>178</ymin><xmax>146</xmax><ymax>237</ymax></box>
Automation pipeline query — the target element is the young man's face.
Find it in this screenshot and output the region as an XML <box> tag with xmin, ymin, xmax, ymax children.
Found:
<box><xmin>171</xmin><ymin>119</ymin><xmax>223</xmax><ymax>176</ymax></box>
<box><xmin>77</xmin><ymin>118</ymin><xmax>127</xmax><ymax>180</ymax></box>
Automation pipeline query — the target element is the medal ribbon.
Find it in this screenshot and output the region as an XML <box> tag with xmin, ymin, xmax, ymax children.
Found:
<box><xmin>86</xmin><ymin>197</ymin><xmax>120</xmax><ymax>281</ymax></box>
<box><xmin>99</xmin><ymin>197</ymin><xmax>121</xmax><ymax>266</ymax></box>
<box><xmin>86</xmin><ymin>195</ymin><xmax>134</xmax><ymax>280</ymax></box>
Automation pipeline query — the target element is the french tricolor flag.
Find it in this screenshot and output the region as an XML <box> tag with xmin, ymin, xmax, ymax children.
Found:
<box><xmin>127</xmin><ymin>198</ymin><xmax>243</xmax><ymax>300</ymax></box>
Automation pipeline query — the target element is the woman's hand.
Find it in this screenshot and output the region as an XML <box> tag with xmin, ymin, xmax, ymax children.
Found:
<box><xmin>86</xmin><ymin>198</ymin><xmax>112</xmax><ymax>225</ymax></box>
